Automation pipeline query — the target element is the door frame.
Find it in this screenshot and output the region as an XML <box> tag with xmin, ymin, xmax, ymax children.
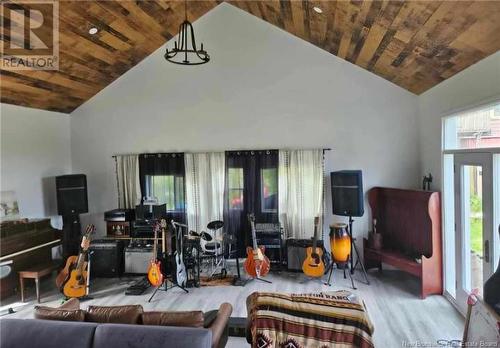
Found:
<box><xmin>441</xmin><ymin>148</ymin><xmax>499</xmax><ymax>314</ymax></box>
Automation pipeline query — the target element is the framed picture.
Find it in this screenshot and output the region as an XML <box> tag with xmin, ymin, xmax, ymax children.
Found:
<box><xmin>0</xmin><ymin>191</ymin><xmax>20</xmax><ymax>221</ymax></box>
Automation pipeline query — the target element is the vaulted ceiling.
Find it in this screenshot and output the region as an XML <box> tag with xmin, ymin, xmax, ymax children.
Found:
<box><xmin>1</xmin><ymin>1</ymin><xmax>500</xmax><ymax>113</ymax></box>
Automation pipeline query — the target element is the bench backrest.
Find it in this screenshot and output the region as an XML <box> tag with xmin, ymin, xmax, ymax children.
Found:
<box><xmin>368</xmin><ymin>187</ymin><xmax>440</xmax><ymax>258</ymax></box>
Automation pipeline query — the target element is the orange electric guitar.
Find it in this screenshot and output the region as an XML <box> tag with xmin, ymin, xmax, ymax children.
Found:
<box><xmin>147</xmin><ymin>220</ymin><xmax>164</xmax><ymax>287</ymax></box>
<box><xmin>244</xmin><ymin>214</ymin><xmax>270</xmax><ymax>278</ymax></box>
<box><xmin>56</xmin><ymin>224</ymin><xmax>94</xmax><ymax>298</ymax></box>
<box><xmin>302</xmin><ymin>216</ymin><xmax>325</xmax><ymax>277</ymax></box>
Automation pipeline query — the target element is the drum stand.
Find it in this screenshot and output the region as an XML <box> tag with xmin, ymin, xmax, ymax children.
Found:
<box><xmin>325</xmin><ymin>216</ymin><xmax>370</xmax><ymax>289</ymax></box>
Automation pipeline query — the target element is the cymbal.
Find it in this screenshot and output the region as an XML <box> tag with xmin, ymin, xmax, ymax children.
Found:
<box><xmin>207</xmin><ymin>220</ymin><xmax>224</xmax><ymax>230</ymax></box>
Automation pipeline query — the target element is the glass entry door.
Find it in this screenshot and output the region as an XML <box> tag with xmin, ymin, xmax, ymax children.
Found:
<box><xmin>454</xmin><ymin>152</ymin><xmax>494</xmax><ymax>312</ymax></box>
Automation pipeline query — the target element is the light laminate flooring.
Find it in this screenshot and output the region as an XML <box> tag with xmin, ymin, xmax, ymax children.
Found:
<box><xmin>1</xmin><ymin>266</ymin><xmax>464</xmax><ymax>347</ymax></box>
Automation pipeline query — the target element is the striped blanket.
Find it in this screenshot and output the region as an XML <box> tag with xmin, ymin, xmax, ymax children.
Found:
<box><xmin>246</xmin><ymin>291</ymin><xmax>374</xmax><ymax>348</ymax></box>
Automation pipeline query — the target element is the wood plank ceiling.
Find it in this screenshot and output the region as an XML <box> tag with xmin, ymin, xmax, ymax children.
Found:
<box><xmin>1</xmin><ymin>1</ymin><xmax>499</xmax><ymax>113</ymax></box>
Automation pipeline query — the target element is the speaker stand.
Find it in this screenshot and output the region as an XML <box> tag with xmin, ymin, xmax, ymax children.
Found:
<box><xmin>62</xmin><ymin>214</ymin><xmax>81</xmax><ymax>259</ymax></box>
<box><xmin>347</xmin><ymin>216</ymin><xmax>370</xmax><ymax>284</ymax></box>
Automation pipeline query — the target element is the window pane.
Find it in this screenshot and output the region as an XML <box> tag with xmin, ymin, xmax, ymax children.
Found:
<box><xmin>145</xmin><ymin>175</ymin><xmax>185</xmax><ymax>211</ymax></box>
<box><xmin>444</xmin><ymin>102</ymin><xmax>500</xmax><ymax>150</ymax></box>
<box><xmin>261</xmin><ymin>168</ymin><xmax>278</xmax><ymax>212</ymax></box>
<box><xmin>229</xmin><ymin>189</ymin><xmax>244</xmax><ymax>210</ymax></box>
<box><xmin>228</xmin><ymin>168</ymin><xmax>244</xmax><ymax>210</ymax></box>
<box><xmin>228</xmin><ymin>168</ymin><xmax>243</xmax><ymax>189</ymax></box>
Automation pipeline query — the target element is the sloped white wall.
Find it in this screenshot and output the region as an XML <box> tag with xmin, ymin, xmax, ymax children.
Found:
<box><xmin>0</xmin><ymin>104</ymin><xmax>71</xmax><ymax>225</ymax></box>
<box><xmin>418</xmin><ymin>51</ymin><xmax>500</xmax><ymax>189</ymax></box>
<box><xmin>70</xmin><ymin>3</ymin><xmax>420</xmax><ymax>238</ymax></box>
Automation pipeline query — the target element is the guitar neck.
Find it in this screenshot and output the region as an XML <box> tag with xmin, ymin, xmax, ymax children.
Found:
<box><xmin>153</xmin><ymin>228</ymin><xmax>158</xmax><ymax>258</ymax></box>
<box><xmin>312</xmin><ymin>219</ymin><xmax>319</xmax><ymax>249</ymax></box>
<box><xmin>250</xmin><ymin>221</ymin><xmax>258</xmax><ymax>250</ymax></box>
<box><xmin>75</xmin><ymin>249</ymin><xmax>86</xmax><ymax>273</ymax></box>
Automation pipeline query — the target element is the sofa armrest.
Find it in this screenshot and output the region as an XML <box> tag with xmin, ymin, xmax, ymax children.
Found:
<box><xmin>207</xmin><ymin>303</ymin><xmax>232</xmax><ymax>348</ymax></box>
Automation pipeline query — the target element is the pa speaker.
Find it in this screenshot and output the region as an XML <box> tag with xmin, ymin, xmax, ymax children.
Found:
<box><xmin>331</xmin><ymin>170</ymin><xmax>364</xmax><ymax>217</ymax></box>
<box><xmin>56</xmin><ymin>174</ymin><xmax>88</xmax><ymax>216</ymax></box>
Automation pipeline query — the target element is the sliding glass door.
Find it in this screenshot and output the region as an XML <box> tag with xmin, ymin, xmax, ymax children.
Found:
<box><xmin>442</xmin><ymin>101</ymin><xmax>500</xmax><ymax>314</ymax></box>
<box><xmin>453</xmin><ymin>153</ymin><xmax>494</xmax><ymax>312</ymax></box>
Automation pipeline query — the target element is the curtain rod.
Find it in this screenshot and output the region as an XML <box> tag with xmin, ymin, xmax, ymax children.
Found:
<box><xmin>112</xmin><ymin>148</ymin><xmax>331</xmax><ymax>158</ymax></box>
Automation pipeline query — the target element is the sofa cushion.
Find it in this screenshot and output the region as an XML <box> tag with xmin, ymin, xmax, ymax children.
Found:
<box><xmin>0</xmin><ymin>318</ymin><xmax>97</xmax><ymax>348</ymax></box>
<box><xmin>59</xmin><ymin>298</ymin><xmax>81</xmax><ymax>310</ymax></box>
<box><xmin>93</xmin><ymin>323</ymin><xmax>212</xmax><ymax>348</ymax></box>
<box><xmin>142</xmin><ymin>310</ymin><xmax>204</xmax><ymax>327</ymax></box>
<box><xmin>86</xmin><ymin>305</ymin><xmax>143</xmax><ymax>324</ymax></box>
<box><xmin>34</xmin><ymin>306</ymin><xmax>86</xmax><ymax>322</ymax></box>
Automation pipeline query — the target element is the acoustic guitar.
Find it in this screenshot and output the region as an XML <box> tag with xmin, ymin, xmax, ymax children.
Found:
<box><xmin>302</xmin><ymin>216</ymin><xmax>325</xmax><ymax>277</ymax></box>
<box><xmin>56</xmin><ymin>224</ymin><xmax>94</xmax><ymax>298</ymax></box>
<box><xmin>147</xmin><ymin>220</ymin><xmax>164</xmax><ymax>287</ymax></box>
<box><xmin>244</xmin><ymin>214</ymin><xmax>270</xmax><ymax>278</ymax></box>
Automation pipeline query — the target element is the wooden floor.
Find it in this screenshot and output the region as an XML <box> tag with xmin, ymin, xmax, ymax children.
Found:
<box><xmin>2</xmin><ymin>266</ymin><xmax>464</xmax><ymax>347</ymax></box>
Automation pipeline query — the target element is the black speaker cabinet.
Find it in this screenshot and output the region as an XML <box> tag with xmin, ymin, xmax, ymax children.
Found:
<box><xmin>56</xmin><ymin>174</ymin><xmax>88</xmax><ymax>216</ymax></box>
<box><xmin>331</xmin><ymin>170</ymin><xmax>364</xmax><ymax>217</ymax></box>
<box><xmin>89</xmin><ymin>240</ymin><xmax>125</xmax><ymax>277</ymax></box>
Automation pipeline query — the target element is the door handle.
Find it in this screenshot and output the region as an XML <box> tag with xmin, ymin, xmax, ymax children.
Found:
<box><xmin>484</xmin><ymin>240</ymin><xmax>489</xmax><ymax>263</ymax></box>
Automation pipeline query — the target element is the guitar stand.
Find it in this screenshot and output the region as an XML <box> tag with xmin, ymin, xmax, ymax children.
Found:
<box><xmin>246</xmin><ymin>276</ymin><xmax>272</xmax><ymax>284</ymax></box>
<box><xmin>148</xmin><ymin>277</ymin><xmax>188</xmax><ymax>303</ymax></box>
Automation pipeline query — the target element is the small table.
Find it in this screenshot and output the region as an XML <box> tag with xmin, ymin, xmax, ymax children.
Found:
<box><xmin>19</xmin><ymin>262</ymin><xmax>59</xmax><ymax>303</ymax></box>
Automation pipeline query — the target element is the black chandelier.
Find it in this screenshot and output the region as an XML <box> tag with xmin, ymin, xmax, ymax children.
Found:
<box><xmin>164</xmin><ymin>0</ymin><xmax>210</xmax><ymax>65</ymax></box>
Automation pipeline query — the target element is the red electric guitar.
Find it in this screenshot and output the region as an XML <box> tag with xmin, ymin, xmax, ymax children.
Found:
<box><xmin>244</xmin><ymin>214</ymin><xmax>270</xmax><ymax>278</ymax></box>
<box><xmin>147</xmin><ymin>220</ymin><xmax>164</xmax><ymax>287</ymax></box>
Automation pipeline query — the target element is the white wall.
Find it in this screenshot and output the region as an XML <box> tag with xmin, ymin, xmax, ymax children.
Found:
<box><xmin>0</xmin><ymin>104</ymin><xmax>72</xmax><ymax>225</ymax></box>
<box><xmin>70</xmin><ymin>3</ymin><xmax>420</xmax><ymax>238</ymax></box>
<box><xmin>418</xmin><ymin>51</ymin><xmax>500</xmax><ymax>189</ymax></box>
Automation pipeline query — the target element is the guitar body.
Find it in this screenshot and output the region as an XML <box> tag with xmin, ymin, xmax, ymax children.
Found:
<box><xmin>302</xmin><ymin>216</ymin><xmax>325</xmax><ymax>277</ymax></box>
<box><xmin>62</xmin><ymin>262</ymin><xmax>88</xmax><ymax>298</ymax></box>
<box><xmin>148</xmin><ymin>221</ymin><xmax>165</xmax><ymax>287</ymax></box>
<box><xmin>57</xmin><ymin>224</ymin><xmax>94</xmax><ymax>298</ymax></box>
<box><xmin>147</xmin><ymin>260</ymin><xmax>164</xmax><ymax>287</ymax></box>
<box><xmin>175</xmin><ymin>252</ymin><xmax>187</xmax><ymax>287</ymax></box>
<box><xmin>55</xmin><ymin>255</ymin><xmax>78</xmax><ymax>289</ymax></box>
<box><xmin>244</xmin><ymin>246</ymin><xmax>270</xmax><ymax>278</ymax></box>
<box><xmin>302</xmin><ymin>247</ymin><xmax>325</xmax><ymax>277</ymax></box>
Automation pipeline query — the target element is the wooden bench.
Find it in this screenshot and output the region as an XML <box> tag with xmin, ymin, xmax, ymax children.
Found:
<box><xmin>363</xmin><ymin>187</ymin><xmax>443</xmax><ymax>299</ymax></box>
<box><xmin>19</xmin><ymin>262</ymin><xmax>59</xmax><ymax>303</ymax></box>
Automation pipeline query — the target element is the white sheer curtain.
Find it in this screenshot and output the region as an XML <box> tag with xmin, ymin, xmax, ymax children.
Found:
<box><xmin>185</xmin><ymin>152</ymin><xmax>225</xmax><ymax>232</ymax></box>
<box><xmin>115</xmin><ymin>154</ymin><xmax>141</xmax><ymax>209</ymax></box>
<box><xmin>279</xmin><ymin>149</ymin><xmax>324</xmax><ymax>239</ymax></box>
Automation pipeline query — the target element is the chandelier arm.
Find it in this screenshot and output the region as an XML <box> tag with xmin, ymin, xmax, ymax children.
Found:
<box><xmin>188</xmin><ymin>21</ymin><xmax>198</xmax><ymax>51</ymax></box>
<box><xmin>179</xmin><ymin>22</ymin><xmax>185</xmax><ymax>51</ymax></box>
<box><xmin>184</xmin><ymin>22</ymin><xmax>189</xmax><ymax>63</ymax></box>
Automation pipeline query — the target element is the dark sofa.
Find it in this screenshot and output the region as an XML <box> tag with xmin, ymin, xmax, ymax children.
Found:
<box><xmin>1</xmin><ymin>318</ymin><xmax>213</xmax><ymax>348</ymax></box>
<box><xmin>1</xmin><ymin>300</ymin><xmax>232</xmax><ymax>348</ymax></box>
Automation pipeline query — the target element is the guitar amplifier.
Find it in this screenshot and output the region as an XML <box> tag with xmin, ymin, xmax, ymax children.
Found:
<box><xmin>286</xmin><ymin>239</ymin><xmax>324</xmax><ymax>271</ymax></box>
<box><xmin>89</xmin><ymin>240</ymin><xmax>125</xmax><ymax>277</ymax></box>
<box><xmin>124</xmin><ymin>246</ymin><xmax>152</xmax><ymax>274</ymax></box>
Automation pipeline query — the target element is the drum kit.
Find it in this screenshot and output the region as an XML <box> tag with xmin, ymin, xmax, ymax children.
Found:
<box><xmin>187</xmin><ymin>220</ymin><xmax>233</xmax><ymax>279</ymax></box>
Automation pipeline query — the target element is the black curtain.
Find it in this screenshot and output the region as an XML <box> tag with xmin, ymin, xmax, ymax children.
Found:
<box><xmin>138</xmin><ymin>153</ymin><xmax>186</xmax><ymax>224</ymax></box>
<box><xmin>223</xmin><ymin>150</ymin><xmax>279</xmax><ymax>257</ymax></box>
